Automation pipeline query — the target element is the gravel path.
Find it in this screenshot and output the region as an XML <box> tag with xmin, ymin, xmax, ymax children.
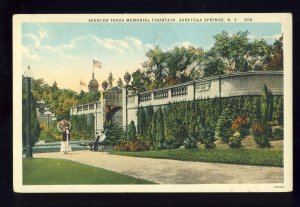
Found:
<box><xmin>34</xmin><ymin>150</ymin><xmax>283</xmax><ymax>184</ymax></box>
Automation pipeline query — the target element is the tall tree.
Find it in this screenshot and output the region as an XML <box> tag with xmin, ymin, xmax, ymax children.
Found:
<box><xmin>165</xmin><ymin>46</ymin><xmax>204</xmax><ymax>85</ymax></box>
<box><xmin>107</xmin><ymin>72</ymin><xmax>114</xmax><ymax>88</ymax></box>
<box><xmin>266</xmin><ymin>35</ymin><xmax>283</xmax><ymax>70</ymax></box>
<box><xmin>136</xmin><ymin>45</ymin><xmax>203</xmax><ymax>91</ymax></box>
<box><xmin>203</xmin><ymin>48</ymin><xmax>227</xmax><ymax>77</ymax></box>
<box><xmin>145</xmin><ymin>46</ymin><xmax>168</xmax><ymax>87</ymax></box>
<box><xmin>206</xmin><ymin>31</ymin><xmax>272</xmax><ymax>74</ymax></box>
<box><xmin>117</xmin><ymin>78</ymin><xmax>123</xmax><ymax>88</ymax></box>
<box><xmin>131</xmin><ymin>69</ymin><xmax>150</xmax><ymax>92</ymax></box>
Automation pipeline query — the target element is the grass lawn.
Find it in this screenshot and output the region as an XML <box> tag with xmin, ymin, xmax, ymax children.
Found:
<box><xmin>23</xmin><ymin>158</ymin><xmax>155</xmax><ymax>185</ymax></box>
<box><xmin>112</xmin><ymin>148</ymin><xmax>283</xmax><ymax>167</ymax></box>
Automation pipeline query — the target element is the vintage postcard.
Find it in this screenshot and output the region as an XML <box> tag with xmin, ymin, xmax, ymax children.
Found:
<box><xmin>13</xmin><ymin>13</ymin><xmax>292</xmax><ymax>192</ymax></box>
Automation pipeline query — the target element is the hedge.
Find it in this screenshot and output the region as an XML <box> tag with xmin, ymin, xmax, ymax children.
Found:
<box><xmin>136</xmin><ymin>95</ymin><xmax>283</xmax><ymax>149</ymax></box>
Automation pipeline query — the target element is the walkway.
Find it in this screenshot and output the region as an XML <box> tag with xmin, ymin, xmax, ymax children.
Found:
<box><xmin>34</xmin><ymin>150</ymin><xmax>283</xmax><ymax>184</ymax></box>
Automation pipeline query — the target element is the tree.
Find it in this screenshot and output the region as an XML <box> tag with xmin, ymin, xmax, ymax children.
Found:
<box><xmin>117</xmin><ymin>78</ymin><xmax>123</xmax><ymax>88</ymax></box>
<box><xmin>145</xmin><ymin>46</ymin><xmax>168</xmax><ymax>88</ymax></box>
<box><xmin>131</xmin><ymin>69</ymin><xmax>150</xmax><ymax>92</ymax></box>
<box><xmin>138</xmin><ymin>45</ymin><xmax>204</xmax><ymax>91</ymax></box>
<box><xmin>203</xmin><ymin>48</ymin><xmax>227</xmax><ymax>77</ymax></box>
<box><xmin>261</xmin><ymin>84</ymin><xmax>274</xmax><ymax>124</ymax></box>
<box><xmin>266</xmin><ymin>36</ymin><xmax>283</xmax><ymax>70</ymax></box>
<box><xmin>252</xmin><ymin>85</ymin><xmax>274</xmax><ymax>148</ymax></box>
<box><xmin>103</xmin><ymin>122</ymin><xmax>123</xmax><ymax>146</ymax></box>
<box><xmin>137</xmin><ymin>108</ymin><xmax>147</xmax><ymax>135</ymax></box>
<box><xmin>206</xmin><ymin>31</ymin><xmax>272</xmax><ymax>74</ymax></box>
<box><xmin>155</xmin><ymin>106</ymin><xmax>165</xmax><ymax>146</ymax></box>
<box><xmin>107</xmin><ymin>72</ymin><xmax>114</xmax><ymax>88</ymax></box>
<box><xmin>216</xmin><ymin>107</ymin><xmax>232</xmax><ymax>143</ymax></box>
<box><xmin>127</xmin><ymin>121</ymin><xmax>137</xmax><ymax>142</ymax></box>
<box><xmin>165</xmin><ymin>46</ymin><xmax>204</xmax><ymax>84</ymax></box>
<box><xmin>146</xmin><ymin>106</ymin><xmax>154</xmax><ymax>142</ymax></box>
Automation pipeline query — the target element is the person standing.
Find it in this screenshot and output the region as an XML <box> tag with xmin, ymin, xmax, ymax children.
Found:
<box><xmin>61</xmin><ymin>126</ymin><xmax>72</xmax><ymax>154</ymax></box>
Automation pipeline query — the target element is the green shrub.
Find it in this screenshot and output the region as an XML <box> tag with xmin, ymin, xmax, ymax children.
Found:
<box><xmin>103</xmin><ymin>122</ymin><xmax>123</xmax><ymax>146</ymax></box>
<box><xmin>183</xmin><ymin>137</ymin><xmax>198</xmax><ymax>149</ymax></box>
<box><xmin>70</xmin><ymin>114</ymin><xmax>95</xmax><ymax>140</ymax></box>
<box><xmin>229</xmin><ymin>131</ymin><xmax>242</xmax><ymax>148</ymax></box>
<box><xmin>164</xmin><ymin>109</ymin><xmax>187</xmax><ymax>149</ymax></box>
<box><xmin>199</xmin><ymin>124</ymin><xmax>215</xmax><ymax>149</ymax></box>
<box><xmin>252</xmin><ymin>122</ymin><xmax>271</xmax><ymax>148</ymax></box>
<box><xmin>272</xmin><ymin>126</ymin><xmax>284</xmax><ymax>140</ymax></box>
<box><xmin>216</xmin><ymin>108</ymin><xmax>232</xmax><ymax>143</ymax></box>
<box><xmin>231</xmin><ymin>115</ymin><xmax>250</xmax><ymax>137</ymax></box>
<box><xmin>155</xmin><ymin>107</ymin><xmax>165</xmax><ymax>147</ymax></box>
<box><xmin>127</xmin><ymin>121</ymin><xmax>137</xmax><ymax>142</ymax></box>
<box><xmin>39</xmin><ymin>130</ymin><xmax>56</xmax><ymax>142</ymax></box>
<box><xmin>261</xmin><ymin>84</ymin><xmax>274</xmax><ymax>124</ymax></box>
<box><xmin>136</xmin><ymin>94</ymin><xmax>283</xmax><ymax>150</ymax></box>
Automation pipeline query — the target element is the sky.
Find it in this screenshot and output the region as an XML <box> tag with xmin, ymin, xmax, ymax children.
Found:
<box><xmin>22</xmin><ymin>22</ymin><xmax>281</xmax><ymax>93</ymax></box>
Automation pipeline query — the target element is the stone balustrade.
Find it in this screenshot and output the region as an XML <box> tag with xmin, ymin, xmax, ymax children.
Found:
<box><xmin>127</xmin><ymin>71</ymin><xmax>283</xmax><ymax>109</ymax></box>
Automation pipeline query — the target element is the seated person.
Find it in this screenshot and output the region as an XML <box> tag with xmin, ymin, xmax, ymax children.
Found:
<box><xmin>89</xmin><ymin>131</ymin><xmax>106</xmax><ymax>151</ymax></box>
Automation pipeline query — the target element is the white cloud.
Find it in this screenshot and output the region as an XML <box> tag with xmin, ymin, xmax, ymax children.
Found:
<box><xmin>33</xmin><ymin>33</ymin><xmax>152</xmax><ymax>56</ymax></box>
<box><xmin>92</xmin><ymin>35</ymin><xmax>149</xmax><ymax>53</ymax></box>
<box><xmin>59</xmin><ymin>54</ymin><xmax>79</xmax><ymax>60</ymax></box>
<box><xmin>247</xmin><ymin>34</ymin><xmax>281</xmax><ymax>41</ymax></box>
<box><xmin>38</xmin><ymin>29</ymin><xmax>48</xmax><ymax>40</ymax></box>
<box><xmin>24</xmin><ymin>33</ymin><xmax>40</xmax><ymax>48</ymax></box>
<box><xmin>262</xmin><ymin>34</ymin><xmax>282</xmax><ymax>40</ymax></box>
<box><xmin>166</xmin><ymin>41</ymin><xmax>194</xmax><ymax>50</ymax></box>
<box><xmin>247</xmin><ymin>35</ymin><xmax>255</xmax><ymax>39</ymax></box>
<box><xmin>41</xmin><ymin>45</ymin><xmax>59</xmax><ymax>53</ymax></box>
<box><xmin>22</xmin><ymin>46</ymin><xmax>40</xmax><ymax>60</ymax></box>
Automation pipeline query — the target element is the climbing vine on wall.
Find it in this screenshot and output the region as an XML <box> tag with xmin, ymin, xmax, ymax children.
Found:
<box><xmin>70</xmin><ymin>113</ymin><xmax>95</xmax><ymax>140</ymax></box>
<box><xmin>137</xmin><ymin>95</ymin><xmax>283</xmax><ymax>149</ymax></box>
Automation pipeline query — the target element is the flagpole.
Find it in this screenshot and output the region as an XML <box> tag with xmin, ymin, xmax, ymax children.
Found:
<box><xmin>93</xmin><ymin>59</ymin><xmax>94</xmax><ymax>78</ymax></box>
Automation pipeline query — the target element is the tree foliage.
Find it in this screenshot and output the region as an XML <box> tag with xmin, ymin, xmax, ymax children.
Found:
<box><xmin>133</xmin><ymin>45</ymin><xmax>204</xmax><ymax>91</ymax></box>
<box><xmin>131</xmin><ymin>31</ymin><xmax>282</xmax><ymax>92</ymax></box>
<box><xmin>127</xmin><ymin>121</ymin><xmax>137</xmax><ymax>142</ymax></box>
<box><xmin>205</xmin><ymin>31</ymin><xmax>273</xmax><ymax>75</ymax></box>
<box><xmin>103</xmin><ymin>122</ymin><xmax>123</xmax><ymax>146</ymax></box>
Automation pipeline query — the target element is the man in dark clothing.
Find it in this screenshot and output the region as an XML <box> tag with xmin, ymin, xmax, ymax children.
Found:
<box><xmin>93</xmin><ymin>132</ymin><xmax>101</xmax><ymax>151</ymax></box>
<box><xmin>89</xmin><ymin>131</ymin><xmax>102</xmax><ymax>151</ymax></box>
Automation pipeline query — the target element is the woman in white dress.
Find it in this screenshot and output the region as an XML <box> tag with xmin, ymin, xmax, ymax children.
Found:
<box><xmin>60</xmin><ymin>126</ymin><xmax>72</xmax><ymax>154</ymax></box>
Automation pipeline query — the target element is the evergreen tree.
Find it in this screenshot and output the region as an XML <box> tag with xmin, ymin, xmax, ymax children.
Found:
<box><xmin>216</xmin><ymin>107</ymin><xmax>232</xmax><ymax>143</ymax></box>
<box><xmin>151</xmin><ymin>111</ymin><xmax>157</xmax><ymax>145</ymax></box>
<box><xmin>137</xmin><ymin>108</ymin><xmax>147</xmax><ymax>135</ymax></box>
<box><xmin>155</xmin><ymin>107</ymin><xmax>165</xmax><ymax>146</ymax></box>
<box><xmin>146</xmin><ymin>106</ymin><xmax>154</xmax><ymax>141</ymax></box>
<box><xmin>127</xmin><ymin>121</ymin><xmax>137</xmax><ymax>143</ymax></box>
<box><xmin>261</xmin><ymin>84</ymin><xmax>274</xmax><ymax>124</ymax></box>
<box><xmin>103</xmin><ymin>122</ymin><xmax>123</xmax><ymax>146</ymax></box>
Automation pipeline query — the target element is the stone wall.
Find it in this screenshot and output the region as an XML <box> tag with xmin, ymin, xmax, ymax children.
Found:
<box><xmin>70</xmin><ymin>90</ymin><xmax>123</xmax><ymax>132</ymax></box>
<box><xmin>70</xmin><ymin>101</ymin><xmax>104</xmax><ymax>132</ymax></box>
<box><xmin>123</xmin><ymin>71</ymin><xmax>283</xmax><ymax>128</ymax></box>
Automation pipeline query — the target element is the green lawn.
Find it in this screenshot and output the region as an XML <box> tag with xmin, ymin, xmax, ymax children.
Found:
<box><xmin>112</xmin><ymin>148</ymin><xmax>283</xmax><ymax>167</ymax></box>
<box><xmin>23</xmin><ymin>158</ymin><xmax>155</xmax><ymax>185</ymax></box>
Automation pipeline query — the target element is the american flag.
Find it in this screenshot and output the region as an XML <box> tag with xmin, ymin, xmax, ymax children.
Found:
<box><xmin>93</xmin><ymin>59</ymin><xmax>102</xmax><ymax>68</ymax></box>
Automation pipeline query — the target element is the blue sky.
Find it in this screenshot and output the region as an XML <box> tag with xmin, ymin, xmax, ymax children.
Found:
<box><xmin>22</xmin><ymin>22</ymin><xmax>281</xmax><ymax>92</ymax></box>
